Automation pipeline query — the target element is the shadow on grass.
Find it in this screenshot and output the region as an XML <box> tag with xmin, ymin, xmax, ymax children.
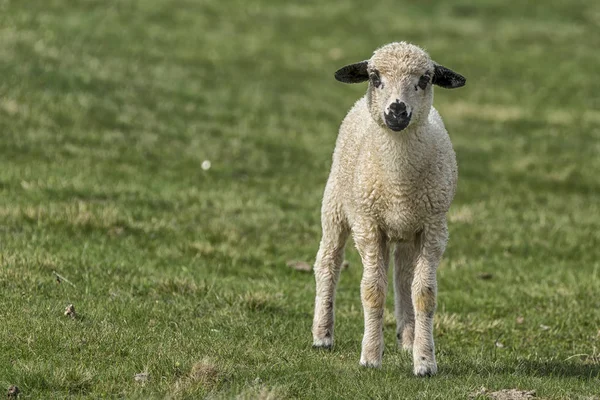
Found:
<box><xmin>442</xmin><ymin>359</ymin><xmax>600</xmax><ymax>379</ymax></box>
<box><xmin>516</xmin><ymin>359</ymin><xmax>600</xmax><ymax>379</ymax></box>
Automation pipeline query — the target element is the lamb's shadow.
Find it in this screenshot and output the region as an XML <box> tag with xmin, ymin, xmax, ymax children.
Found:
<box><xmin>516</xmin><ymin>359</ymin><xmax>600</xmax><ymax>378</ymax></box>
<box><xmin>441</xmin><ymin>358</ymin><xmax>600</xmax><ymax>379</ymax></box>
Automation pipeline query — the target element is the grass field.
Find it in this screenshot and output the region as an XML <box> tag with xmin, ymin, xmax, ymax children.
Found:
<box><xmin>1</xmin><ymin>0</ymin><xmax>600</xmax><ymax>398</ymax></box>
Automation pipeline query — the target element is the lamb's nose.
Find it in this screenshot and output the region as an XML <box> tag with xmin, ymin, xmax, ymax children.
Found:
<box><xmin>389</xmin><ymin>101</ymin><xmax>407</xmax><ymax>115</ymax></box>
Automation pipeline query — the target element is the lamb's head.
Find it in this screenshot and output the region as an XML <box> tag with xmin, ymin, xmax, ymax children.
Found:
<box><xmin>334</xmin><ymin>42</ymin><xmax>466</xmax><ymax>132</ymax></box>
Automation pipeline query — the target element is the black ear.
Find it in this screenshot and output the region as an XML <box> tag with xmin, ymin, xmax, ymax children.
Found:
<box><xmin>432</xmin><ymin>63</ymin><xmax>466</xmax><ymax>89</ymax></box>
<box><xmin>334</xmin><ymin>61</ymin><xmax>369</xmax><ymax>84</ymax></box>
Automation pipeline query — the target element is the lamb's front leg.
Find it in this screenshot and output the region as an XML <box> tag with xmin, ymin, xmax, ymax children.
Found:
<box><xmin>411</xmin><ymin>221</ymin><xmax>448</xmax><ymax>377</ymax></box>
<box><xmin>354</xmin><ymin>226</ymin><xmax>389</xmax><ymax>368</ymax></box>
<box><xmin>312</xmin><ymin>218</ymin><xmax>348</xmax><ymax>349</ymax></box>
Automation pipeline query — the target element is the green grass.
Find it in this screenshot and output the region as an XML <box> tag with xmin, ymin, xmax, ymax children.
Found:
<box><xmin>1</xmin><ymin>0</ymin><xmax>600</xmax><ymax>398</ymax></box>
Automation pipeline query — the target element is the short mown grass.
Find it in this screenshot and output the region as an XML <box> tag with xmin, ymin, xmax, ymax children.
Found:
<box><xmin>1</xmin><ymin>0</ymin><xmax>600</xmax><ymax>398</ymax></box>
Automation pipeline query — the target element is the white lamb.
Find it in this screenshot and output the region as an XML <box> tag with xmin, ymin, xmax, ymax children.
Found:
<box><xmin>311</xmin><ymin>42</ymin><xmax>466</xmax><ymax>376</ymax></box>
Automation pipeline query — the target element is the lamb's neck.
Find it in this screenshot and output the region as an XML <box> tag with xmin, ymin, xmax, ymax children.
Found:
<box><xmin>373</xmin><ymin>122</ymin><xmax>421</xmax><ymax>153</ymax></box>
<box><xmin>365</xmin><ymin>122</ymin><xmax>428</xmax><ymax>180</ymax></box>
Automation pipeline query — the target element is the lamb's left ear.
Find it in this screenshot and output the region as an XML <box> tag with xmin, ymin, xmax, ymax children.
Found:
<box><xmin>432</xmin><ymin>63</ymin><xmax>466</xmax><ymax>89</ymax></box>
<box><xmin>334</xmin><ymin>61</ymin><xmax>369</xmax><ymax>84</ymax></box>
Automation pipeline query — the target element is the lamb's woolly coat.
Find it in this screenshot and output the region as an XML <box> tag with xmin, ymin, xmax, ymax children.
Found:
<box><xmin>327</xmin><ymin>98</ymin><xmax>457</xmax><ymax>240</ymax></box>
<box><xmin>312</xmin><ymin>42</ymin><xmax>464</xmax><ymax>376</ymax></box>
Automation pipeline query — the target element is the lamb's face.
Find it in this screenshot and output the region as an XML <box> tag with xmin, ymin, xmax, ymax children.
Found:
<box><xmin>367</xmin><ymin>44</ymin><xmax>434</xmax><ymax>131</ymax></box>
<box><xmin>334</xmin><ymin>42</ymin><xmax>466</xmax><ymax>133</ymax></box>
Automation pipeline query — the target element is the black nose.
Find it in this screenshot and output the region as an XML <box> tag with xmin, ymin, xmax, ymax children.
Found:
<box><xmin>389</xmin><ymin>101</ymin><xmax>407</xmax><ymax>116</ymax></box>
<box><xmin>385</xmin><ymin>100</ymin><xmax>411</xmax><ymax>132</ymax></box>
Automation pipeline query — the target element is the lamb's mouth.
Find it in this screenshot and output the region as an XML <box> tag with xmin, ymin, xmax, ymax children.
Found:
<box><xmin>384</xmin><ymin>113</ymin><xmax>411</xmax><ymax>132</ymax></box>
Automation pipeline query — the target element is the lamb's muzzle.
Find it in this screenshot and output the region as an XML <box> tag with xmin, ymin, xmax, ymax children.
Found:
<box><xmin>385</xmin><ymin>100</ymin><xmax>411</xmax><ymax>131</ymax></box>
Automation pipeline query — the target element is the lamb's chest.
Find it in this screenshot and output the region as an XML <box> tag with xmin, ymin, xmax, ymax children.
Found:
<box><xmin>379</xmin><ymin>193</ymin><xmax>426</xmax><ymax>241</ymax></box>
<box><xmin>359</xmin><ymin>181</ymin><xmax>428</xmax><ymax>241</ymax></box>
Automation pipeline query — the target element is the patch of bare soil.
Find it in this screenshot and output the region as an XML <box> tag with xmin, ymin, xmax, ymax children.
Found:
<box><xmin>471</xmin><ymin>387</ymin><xmax>537</xmax><ymax>400</ymax></box>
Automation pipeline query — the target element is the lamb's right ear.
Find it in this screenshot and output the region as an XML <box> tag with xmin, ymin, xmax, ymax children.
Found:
<box><xmin>334</xmin><ymin>61</ymin><xmax>369</xmax><ymax>84</ymax></box>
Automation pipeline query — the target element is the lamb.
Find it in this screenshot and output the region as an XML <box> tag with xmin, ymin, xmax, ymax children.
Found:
<box><xmin>311</xmin><ymin>42</ymin><xmax>465</xmax><ymax>376</ymax></box>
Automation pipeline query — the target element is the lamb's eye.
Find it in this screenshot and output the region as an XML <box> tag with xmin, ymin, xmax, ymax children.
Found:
<box><xmin>417</xmin><ymin>75</ymin><xmax>430</xmax><ymax>90</ymax></box>
<box><xmin>370</xmin><ymin>72</ymin><xmax>382</xmax><ymax>88</ymax></box>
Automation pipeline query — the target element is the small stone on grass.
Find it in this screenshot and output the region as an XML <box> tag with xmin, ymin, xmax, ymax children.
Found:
<box><xmin>286</xmin><ymin>260</ymin><xmax>312</xmax><ymax>272</ymax></box>
<box><xmin>7</xmin><ymin>385</ymin><xmax>20</xmax><ymax>398</ymax></box>
<box><xmin>134</xmin><ymin>372</ymin><xmax>150</xmax><ymax>383</ymax></box>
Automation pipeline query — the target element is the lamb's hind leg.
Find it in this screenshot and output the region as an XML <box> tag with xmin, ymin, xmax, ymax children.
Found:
<box><xmin>312</xmin><ymin>213</ymin><xmax>349</xmax><ymax>349</ymax></box>
<box><xmin>412</xmin><ymin>221</ymin><xmax>448</xmax><ymax>377</ymax></box>
<box><xmin>394</xmin><ymin>240</ymin><xmax>417</xmax><ymax>352</ymax></box>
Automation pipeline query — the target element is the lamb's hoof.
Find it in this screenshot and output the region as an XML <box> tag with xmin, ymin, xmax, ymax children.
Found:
<box><xmin>359</xmin><ymin>360</ymin><xmax>382</xmax><ymax>368</ymax></box>
<box><xmin>396</xmin><ymin>331</ymin><xmax>414</xmax><ymax>352</ymax></box>
<box><xmin>401</xmin><ymin>343</ymin><xmax>413</xmax><ymax>353</ymax></box>
<box><xmin>360</xmin><ymin>352</ymin><xmax>381</xmax><ymax>368</ymax></box>
<box><xmin>312</xmin><ymin>337</ymin><xmax>333</xmax><ymax>350</ymax></box>
<box><xmin>413</xmin><ymin>361</ymin><xmax>437</xmax><ymax>377</ymax></box>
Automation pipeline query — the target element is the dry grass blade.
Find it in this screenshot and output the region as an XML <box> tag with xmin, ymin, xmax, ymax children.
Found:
<box><xmin>53</xmin><ymin>271</ymin><xmax>76</xmax><ymax>288</ymax></box>
<box><xmin>64</xmin><ymin>304</ymin><xmax>77</xmax><ymax>319</ymax></box>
